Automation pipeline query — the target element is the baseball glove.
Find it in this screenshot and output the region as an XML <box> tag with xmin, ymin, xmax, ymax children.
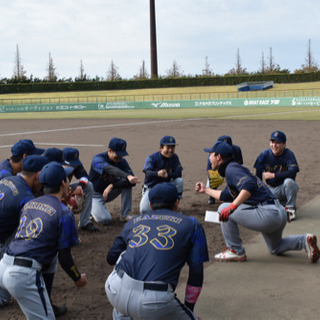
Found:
<box><xmin>67</xmin><ymin>187</ymin><xmax>86</xmax><ymax>214</ymax></box>
<box><xmin>208</xmin><ymin>170</ymin><xmax>224</xmax><ymax>189</ymax></box>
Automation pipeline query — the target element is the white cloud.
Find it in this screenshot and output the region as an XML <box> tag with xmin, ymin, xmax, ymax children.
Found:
<box><xmin>0</xmin><ymin>0</ymin><xmax>320</xmax><ymax>79</ymax></box>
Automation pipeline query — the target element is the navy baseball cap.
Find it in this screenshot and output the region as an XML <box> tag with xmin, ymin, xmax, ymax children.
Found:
<box><xmin>22</xmin><ymin>155</ymin><xmax>49</xmax><ymax>172</ymax></box>
<box><xmin>160</xmin><ymin>136</ymin><xmax>176</xmax><ymax>146</ymax></box>
<box><xmin>270</xmin><ymin>130</ymin><xmax>286</xmax><ymax>143</ymax></box>
<box><xmin>39</xmin><ymin>162</ymin><xmax>74</xmax><ymax>187</ymax></box>
<box><xmin>204</xmin><ymin>141</ymin><xmax>234</xmax><ymax>159</ymax></box>
<box><xmin>109</xmin><ymin>138</ymin><xmax>128</xmax><ymax>157</ymax></box>
<box><xmin>217</xmin><ymin>135</ymin><xmax>233</xmax><ymax>146</ymax></box>
<box><xmin>63</xmin><ymin>148</ymin><xmax>82</xmax><ymax>167</ymax></box>
<box><xmin>149</xmin><ymin>182</ymin><xmax>179</xmax><ymax>204</ymax></box>
<box><xmin>11</xmin><ymin>139</ymin><xmax>45</xmax><ymax>157</ymax></box>
<box><xmin>44</xmin><ymin>148</ymin><xmax>66</xmax><ymax>164</ymax></box>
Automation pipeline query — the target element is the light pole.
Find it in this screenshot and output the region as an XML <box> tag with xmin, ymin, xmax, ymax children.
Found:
<box><xmin>150</xmin><ymin>0</ymin><xmax>158</xmax><ymax>78</ymax></box>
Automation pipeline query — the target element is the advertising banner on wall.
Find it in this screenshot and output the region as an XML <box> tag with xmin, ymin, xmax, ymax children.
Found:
<box><xmin>1</xmin><ymin>96</ymin><xmax>320</xmax><ymax>113</ymax></box>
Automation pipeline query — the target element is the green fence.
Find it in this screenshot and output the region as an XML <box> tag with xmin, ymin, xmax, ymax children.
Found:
<box><xmin>1</xmin><ymin>96</ymin><xmax>320</xmax><ymax>113</ymax></box>
<box><xmin>1</xmin><ymin>89</ymin><xmax>320</xmax><ymax>106</ymax></box>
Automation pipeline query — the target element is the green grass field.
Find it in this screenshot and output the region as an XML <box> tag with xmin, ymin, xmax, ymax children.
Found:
<box><xmin>1</xmin><ymin>106</ymin><xmax>320</xmax><ymax>121</ymax></box>
<box><xmin>1</xmin><ymin>82</ymin><xmax>320</xmax><ymax>120</ymax></box>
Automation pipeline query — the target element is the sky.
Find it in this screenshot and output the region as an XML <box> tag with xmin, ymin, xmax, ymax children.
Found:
<box><xmin>1</xmin><ymin>0</ymin><xmax>320</xmax><ymax>80</ymax></box>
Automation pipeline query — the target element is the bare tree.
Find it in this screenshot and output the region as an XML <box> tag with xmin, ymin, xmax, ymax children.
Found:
<box><xmin>166</xmin><ymin>60</ymin><xmax>184</xmax><ymax>78</ymax></box>
<box><xmin>226</xmin><ymin>48</ymin><xmax>247</xmax><ymax>75</ymax></box>
<box><xmin>260</xmin><ymin>51</ymin><xmax>266</xmax><ymax>74</ymax></box>
<box><xmin>77</xmin><ymin>59</ymin><xmax>88</xmax><ymax>81</ymax></box>
<box><xmin>134</xmin><ymin>60</ymin><xmax>149</xmax><ymax>80</ymax></box>
<box><xmin>46</xmin><ymin>53</ymin><xmax>58</xmax><ymax>82</ymax></box>
<box><xmin>106</xmin><ymin>60</ymin><xmax>121</xmax><ymax>81</ymax></box>
<box><xmin>12</xmin><ymin>44</ymin><xmax>27</xmax><ymax>82</ymax></box>
<box><xmin>266</xmin><ymin>47</ymin><xmax>281</xmax><ymax>73</ymax></box>
<box><xmin>301</xmin><ymin>39</ymin><xmax>318</xmax><ymax>72</ymax></box>
<box><xmin>202</xmin><ymin>56</ymin><xmax>213</xmax><ymax>76</ymax></box>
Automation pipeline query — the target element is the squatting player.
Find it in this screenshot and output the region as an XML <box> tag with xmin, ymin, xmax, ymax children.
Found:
<box><xmin>106</xmin><ymin>182</ymin><xmax>209</xmax><ymax>320</ymax></box>
<box><xmin>254</xmin><ymin>130</ymin><xmax>299</xmax><ymax>221</ymax></box>
<box><xmin>195</xmin><ymin>141</ymin><xmax>319</xmax><ymax>263</ymax></box>
<box><xmin>0</xmin><ymin>162</ymin><xmax>87</xmax><ymax>319</ymax></box>
<box><xmin>139</xmin><ymin>135</ymin><xmax>183</xmax><ymax>214</ymax></box>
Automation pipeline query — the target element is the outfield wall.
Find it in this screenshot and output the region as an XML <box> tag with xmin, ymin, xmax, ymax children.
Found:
<box><xmin>1</xmin><ymin>96</ymin><xmax>320</xmax><ymax>113</ymax></box>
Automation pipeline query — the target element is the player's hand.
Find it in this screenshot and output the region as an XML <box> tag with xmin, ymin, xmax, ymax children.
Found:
<box><xmin>61</xmin><ymin>186</ymin><xmax>72</xmax><ymax>205</ymax></box>
<box><xmin>263</xmin><ymin>172</ymin><xmax>275</xmax><ymax>180</ymax></box>
<box><xmin>158</xmin><ymin>169</ymin><xmax>168</xmax><ymax>178</ymax></box>
<box><xmin>75</xmin><ymin>273</ymin><xmax>87</xmax><ymax>288</ymax></box>
<box><xmin>103</xmin><ymin>184</ymin><xmax>113</xmax><ymax>201</ymax></box>
<box><xmin>74</xmin><ymin>185</ymin><xmax>84</xmax><ymax>196</ymax></box>
<box><xmin>219</xmin><ymin>204</ymin><xmax>237</xmax><ymax>222</ymax></box>
<box><xmin>127</xmin><ymin>175</ymin><xmax>140</xmax><ymax>184</ymax></box>
<box><xmin>195</xmin><ymin>182</ymin><xmax>206</xmax><ymax>193</ymax></box>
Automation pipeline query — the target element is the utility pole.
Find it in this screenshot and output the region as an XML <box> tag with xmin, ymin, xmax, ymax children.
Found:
<box><xmin>150</xmin><ymin>0</ymin><xmax>158</xmax><ymax>78</ymax></box>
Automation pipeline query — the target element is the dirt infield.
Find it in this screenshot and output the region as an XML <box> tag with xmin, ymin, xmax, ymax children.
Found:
<box><xmin>0</xmin><ymin>118</ymin><xmax>319</xmax><ymax>320</ymax></box>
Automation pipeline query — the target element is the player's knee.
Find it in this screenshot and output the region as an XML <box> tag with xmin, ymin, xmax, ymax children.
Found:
<box><xmin>284</xmin><ymin>178</ymin><xmax>299</xmax><ymax>192</ymax></box>
<box><xmin>85</xmin><ymin>181</ymin><xmax>94</xmax><ymax>196</ymax></box>
<box><xmin>172</xmin><ymin>178</ymin><xmax>184</xmax><ymax>195</ymax></box>
<box><xmin>91</xmin><ymin>211</ymin><xmax>112</xmax><ymax>226</ymax></box>
<box><xmin>218</xmin><ymin>203</ymin><xmax>230</xmax><ymax>212</ymax></box>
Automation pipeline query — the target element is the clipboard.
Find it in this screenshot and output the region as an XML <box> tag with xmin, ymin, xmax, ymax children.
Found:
<box><xmin>205</xmin><ymin>210</ymin><xmax>220</xmax><ymax>224</ymax></box>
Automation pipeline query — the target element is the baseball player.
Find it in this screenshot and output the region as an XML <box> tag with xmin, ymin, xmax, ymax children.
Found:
<box><xmin>195</xmin><ymin>141</ymin><xmax>320</xmax><ymax>263</ymax></box>
<box><xmin>0</xmin><ymin>155</ymin><xmax>48</xmax><ymax>307</ymax></box>
<box><xmin>206</xmin><ymin>135</ymin><xmax>243</xmax><ymax>204</ymax></box>
<box><xmin>88</xmin><ymin>137</ymin><xmax>140</xmax><ymax>225</ymax></box>
<box><xmin>0</xmin><ymin>162</ymin><xmax>87</xmax><ymax>319</ymax></box>
<box><xmin>0</xmin><ymin>139</ymin><xmax>45</xmax><ymax>180</ymax></box>
<box><xmin>105</xmin><ymin>182</ymin><xmax>209</xmax><ymax>320</ymax></box>
<box><xmin>254</xmin><ymin>130</ymin><xmax>299</xmax><ymax>221</ymax></box>
<box><xmin>139</xmin><ymin>135</ymin><xmax>183</xmax><ymax>214</ymax></box>
<box><xmin>62</xmin><ymin>147</ymin><xmax>99</xmax><ymax>232</ymax></box>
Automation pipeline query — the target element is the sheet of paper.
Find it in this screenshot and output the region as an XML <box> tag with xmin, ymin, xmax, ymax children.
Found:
<box><xmin>205</xmin><ymin>210</ymin><xmax>220</xmax><ymax>224</ymax></box>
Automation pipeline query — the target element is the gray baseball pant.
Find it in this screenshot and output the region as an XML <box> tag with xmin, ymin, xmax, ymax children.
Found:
<box><xmin>91</xmin><ymin>187</ymin><xmax>132</xmax><ymax>225</ymax></box>
<box><xmin>218</xmin><ymin>200</ymin><xmax>306</xmax><ymax>255</ymax></box>
<box><xmin>139</xmin><ymin>178</ymin><xmax>184</xmax><ymax>214</ymax></box>
<box><xmin>105</xmin><ymin>268</ymin><xmax>197</xmax><ymax>320</ymax></box>
<box><xmin>269</xmin><ymin>178</ymin><xmax>299</xmax><ymax>209</ymax></box>
<box><xmin>0</xmin><ymin>254</ymin><xmax>54</xmax><ymax>319</ymax></box>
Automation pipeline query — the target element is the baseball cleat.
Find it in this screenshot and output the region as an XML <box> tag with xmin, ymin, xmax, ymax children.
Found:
<box><xmin>208</xmin><ymin>196</ymin><xmax>215</xmax><ymax>205</ymax></box>
<box><xmin>80</xmin><ymin>222</ymin><xmax>99</xmax><ymax>232</ymax></box>
<box><xmin>305</xmin><ymin>234</ymin><xmax>320</xmax><ymax>263</ymax></box>
<box><xmin>52</xmin><ymin>304</ymin><xmax>68</xmax><ymax>318</ymax></box>
<box><xmin>120</xmin><ymin>214</ymin><xmax>135</xmax><ymax>222</ymax></box>
<box><xmin>214</xmin><ymin>248</ymin><xmax>247</xmax><ymax>262</ymax></box>
<box><xmin>285</xmin><ymin>207</ymin><xmax>296</xmax><ymax>221</ymax></box>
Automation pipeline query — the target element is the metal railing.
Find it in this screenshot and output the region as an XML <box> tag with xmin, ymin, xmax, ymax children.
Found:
<box><xmin>1</xmin><ymin>89</ymin><xmax>320</xmax><ymax>106</ymax></box>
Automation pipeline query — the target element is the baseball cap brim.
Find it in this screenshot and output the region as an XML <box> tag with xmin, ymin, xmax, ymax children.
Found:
<box><xmin>63</xmin><ymin>166</ymin><xmax>75</xmax><ymax>176</ymax></box>
<box><xmin>204</xmin><ymin>147</ymin><xmax>214</xmax><ymax>153</ymax></box>
<box><xmin>115</xmin><ymin>150</ymin><xmax>128</xmax><ymax>157</ymax></box>
<box><xmin>64</xmin><ymin>159</ymin><xmax>82</xmax><ymax>167</ymax></box>
<box><xmin>30</xmin><ymin>147</ymin><xmax>45</xmax><ymax>155</ymax></box>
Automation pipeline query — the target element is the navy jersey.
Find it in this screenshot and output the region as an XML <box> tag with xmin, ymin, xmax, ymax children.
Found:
<box><xmin>7</xmin><ymin>195</ymin><xmax>79</xmax><ymax>269</ymax></box>
<box><xmin>0</xmin><ymin>176</ymin><xmax>35</xmax><ymax>242</ymax></box>
<box><xmin>89</xmin><ymin>152</ymin><xmax>134</xmax><ymax>194</ymax></box>
<box><xmin>254</xmin><ymin>148</ymin><xmax>299</xmax><ymax>187</ymax></box>
<box><xmin>206</xmin><ymin>145</ymin><xmax>243</xmax><ymax>170</ymax></box>
<box><xmin>143</xmin><ymin>151</ymin><xmax>183</xmax><ymax>188</ymax></box>
<box><xmin>0</xmin><ymin>159</ymin><xmax>13</xmax><ymax>180</ymax></box>
<box><xmin>220</xmin><ymin>162</ymin><xmax>275</xmax><ymax>205</ymax></box>
<box><xmin>69</xmin><ymin>163</ymin><xmax>88</xmax><ymax>181</ymax></box>
<box><xmin>107</xmin><ymin>209</ymin><xmax>209</xmax><ymax>288</ymax></box>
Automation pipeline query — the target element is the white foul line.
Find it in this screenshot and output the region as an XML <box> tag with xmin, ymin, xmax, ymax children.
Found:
<box><xmin>0</xmin><ymin>119</ymin><xmax>206</xmax><ymax>138</ymax></box>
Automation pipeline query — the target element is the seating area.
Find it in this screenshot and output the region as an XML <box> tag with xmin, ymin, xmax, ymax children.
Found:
<box><xmin>237</xmin><ymin>81</ymin><xmax>274</xmax><ymax>92</ymax></box>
